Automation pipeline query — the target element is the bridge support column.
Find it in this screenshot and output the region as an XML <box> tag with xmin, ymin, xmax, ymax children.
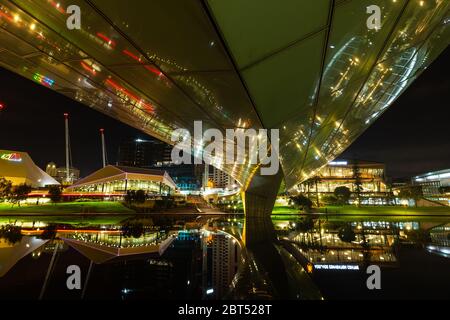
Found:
<box><xmin>242</xmin><ymin>169</ymin><xmax>283</xmax><ymax>246</ymax></box>
<box><xmin>239</xmin><ymin>169</ymin><xmax>293</xmax><ymax>298</ymax></box>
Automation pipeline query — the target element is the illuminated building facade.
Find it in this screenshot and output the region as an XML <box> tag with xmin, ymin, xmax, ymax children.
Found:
<box><xmin>207</xmin><ymin>165</ymin><xmax>237</xmax><ymax>190</ymax></box>
<box><xmin>46</xmin><ymin>162</ymin><xmax>80</xmax><ymax>184</ymax></box>
<box><xmin>298</xmin><ymin>160</ymin><xmax>388</xmax><ymax>203</ymax></box>
<box><xmin>154</xmin><ymin>163</ymin><xmax>204</xmax><ymax>192</ymax></box>
<box><xmin>0</xmin><ymin>150</ymin><xmax>59</xmax><ymax>188</ymax></box>
<box><xmin>412</xmin><ymin>169</ymin><xmax>450</xmax><ymax>205</ymax></box>
<box><xmin>118</xmin><ymin>138</ymin><xmax>172</xmax><ymax>168</ymax></box>
<box><xmin>45</xmin><ymin>162</ymin><xmax>57</xmax><ymax>177</ymax></box>
<box><xmin>66</xmin><ymin>165</ymin><xmax>176</xmax><ymax>196</ymax></box>
<box><xmin>413</xmin><ymin>169</ymin><xmax>450</xmax><ymax>195</ymax></box>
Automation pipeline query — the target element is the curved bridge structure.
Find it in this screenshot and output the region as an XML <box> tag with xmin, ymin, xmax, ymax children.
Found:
<box><xmin>0</xmin><ymin>1</ymin><xmax>449</xmax><ymax>231</ymax></box>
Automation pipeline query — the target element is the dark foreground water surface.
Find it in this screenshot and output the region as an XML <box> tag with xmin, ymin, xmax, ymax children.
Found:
<box><xmin>0</xmin><ymin>214</ymin><xmax>449</xmax><ymax>300</ymax></box>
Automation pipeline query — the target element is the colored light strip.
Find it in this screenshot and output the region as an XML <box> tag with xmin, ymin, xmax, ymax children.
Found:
<box><xmin>80</xmin><ymin>61</ymin><xmax>97</xmax><ymax>75</ymax></box>
<box><xmin>33</xmin><ymin>72</ymin><xmax>55</xmax><ymax>87</ymax></box>
<box><xmin>48</xmin><ymin>0</ymin><xmax>66</xmax><ymax>14</ymax></box>
<box><xmin>96</xmin><ymin>32</ymin><xmax>116</xmax><ymax>48</ymax></box>
<box><xmin>122</xmin><ymin>49</ymin><xmax>142</xmax><ymax>62</ymax></box>
<box><xmin>105</xmin><ymin>79</ymin><xmax>154</xmax><ymax>112</ymax></box>
<box><xmin>123</xmin><ymin>49</ymin><xmax>163</xmax><ymax>77</ymax></box>
<box><xmin>0</xmin><ymin>11</ymin><xmax>14</xmax><ymax>22</ymax></box>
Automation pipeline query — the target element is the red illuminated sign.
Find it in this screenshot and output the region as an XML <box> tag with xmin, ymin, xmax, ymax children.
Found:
<box><xmin>1</xmin><ymin>153</ymin><xmax>22</xmax><ymax>162</ymax></box>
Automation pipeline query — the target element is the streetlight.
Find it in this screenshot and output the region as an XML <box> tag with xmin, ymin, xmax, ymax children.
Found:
<box><xmin>0</xmin><ymin>102</ymin><xmax>5</xmax><ymax>120</ymax></box>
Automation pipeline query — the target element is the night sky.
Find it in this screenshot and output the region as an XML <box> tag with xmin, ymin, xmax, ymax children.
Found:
<box><xmin>0</xmin><ymin>47</ymin><xmax>449</xmax><ymax>179</ymax></box>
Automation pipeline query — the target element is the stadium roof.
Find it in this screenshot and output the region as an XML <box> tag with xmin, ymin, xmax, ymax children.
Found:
<box><xmin>67</xmin><ymin>165</ymin><xmax>177</xmax><ymax>190</ymax></box>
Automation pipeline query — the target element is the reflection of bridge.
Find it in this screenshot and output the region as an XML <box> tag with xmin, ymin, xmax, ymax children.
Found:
<box><xmin>0</xmin><ymin>1</ymin><xmax>449</xmax><ymax>239</ymax></box>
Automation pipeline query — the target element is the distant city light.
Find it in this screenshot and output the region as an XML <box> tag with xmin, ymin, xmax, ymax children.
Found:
<box><xmin>329</xmin><ymin>161</ymin><xmax>348</xmax><ymax>166</ymax></box>
<box><xmin>206</xmin><ymin>288</ymin><xmax>214</xmax><ymax>295</ymax></box>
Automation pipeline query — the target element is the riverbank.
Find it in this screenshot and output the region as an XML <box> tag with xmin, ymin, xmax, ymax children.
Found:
<box><xmin>0</xmin><ymin>201</ymin><xmax>134</xmax><ymax>214</ymax></box>
<box><xmin>319</xmin><ymin>205</ymin><xmax>450</xmax><ymax>215</ymax></box>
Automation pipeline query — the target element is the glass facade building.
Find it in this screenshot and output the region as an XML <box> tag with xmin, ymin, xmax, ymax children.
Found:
<box><xmin>298</xmin><ymin>160</ymin><xmax>387</xmax><ymax>196</ymax></box>
<box><xmin>413</xmin><ymin>169</ymin><xmax>450</xmax><ymax>205</ymax></box>
<box><xmin>66</xmin><ymin>165</ymin><xmax>177</xmax><ymax>196</ymax></box>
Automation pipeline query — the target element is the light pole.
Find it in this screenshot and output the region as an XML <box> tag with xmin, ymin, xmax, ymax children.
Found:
<box><xmin>100</xmin><ymin>128</ymin><xmax>106</xmax><ymax>168</ymax></box>
<box><xmin>64</xmin><ymin>113</ymin><xmax>70</xmax><ymax>184</ymax></box>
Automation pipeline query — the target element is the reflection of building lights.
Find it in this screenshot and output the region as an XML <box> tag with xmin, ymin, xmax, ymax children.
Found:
<box><xmin>315</xmin><ymin>264</ymin><xmax>359</xmax><ymax>271</ymax></box>
<box><xmin>96</xmin><ymin>32</ymin><xmax>116</xmax><ymax>48</ymax></box>
<box><xmin>33</xmin><ymin>73</ymin><xmax>55</xmax><ymax>87</ymax></box>
<box><xmin>105</xmin><ymin>79</ymin><xmax>153</xmax><ymax>112</ymax></box>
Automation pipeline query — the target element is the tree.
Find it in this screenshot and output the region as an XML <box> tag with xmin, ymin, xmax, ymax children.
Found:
<box><xmin>338</xmin><ymin>224</ymin><xmax>356</xmax><ymax>243</ymax></box>
<box><xmin>398</xmin><ymin>185</ymin><xmax>423</xmax><ymax>207</ymax></box>
<box><xmin>334</xmin><ymin>186</ymin><xmax>351</xmax><ymax>205</ymax></box>
<box><xmin>135</xmin><ymin>190</ymin><xmax>146</xmax><ymax>203</ymax></box>
<box><xmin>352</xmin><ymin>161</ymin><xmax>362</xmax><ymax>206</ymax></box>
<box><xmin>0</xmin><ymin>177</ymin><xmax>12</xmax><ymax>201</ymax></box>
<box><xmin>0</xmin><ymin>225</ymin><xmax>23</xmax><ymax>245</ymax></box>
<box><xmin>11</xmin><ymin>184</ymin><xmax>32</xmax><ymax>207</ymax></box>
<box><xmin>122</xmin><ymin>222</ymin><xmax>144</xmax><ymax>238</ymax></box>
<box><xmin>304</xmin><ymin>176</ymin><xmax>322</xmax><ymax>207</ymax></box>
<box><xmin>124</xmin><ymin>190</ymin><xmax>135</xmax><ymax>205</ymax></box>
<box><xmin>39</xmin><ymin>224</ymin><xmax>57</xmax><ymax>240</ymax></box>
<box><xmin>296</xmin><ymin>216</ymin><xmax>315</xmax><ymax>232</ymax></box>
<box><xmin>405</xmin><ymin>229</ymin><xmax>431</xmax><ymax>247</ymax></box>
<box><xmin>48</xmin><ymin>185</ymin><xmax>62</xmax><ymax>204</ymax></box>
<box><xmin>278</xmin><ymin>179</ymin><xmax>287</xmax><ymax>196</ymax></box>
<box><xmin>291</xmin><ymin>194</ymin><xmax>313</xmax><ymax>212</ymax></box>
<box><xmin>321</xmin><ymin>194</ymin><xmax>339</xmax><ymax>206</ymax></box>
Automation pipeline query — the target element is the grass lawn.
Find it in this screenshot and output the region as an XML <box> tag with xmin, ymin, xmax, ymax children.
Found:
<box><xmin>272</xmin><ymin>205</ymin><xmax>299</xmax><ymax>215</ymax></box>
<box><xmin>0</xmin><ymin>201</ymin><xmax>135</xmax><ymax>214</ymax></box>
<box><xmin>0</xmin><ymin>201</ymin><xmax>135</xmax><ymax>226</ymax></box>
<box><xmin>0</xmin><ymin>215</ymin><xmax>132</xmax><ymax>225</ymax></box>
<box><xmin>321</xmin><ymin>205</ymin><xmax>450</xmax><ymax>216</ymax></box>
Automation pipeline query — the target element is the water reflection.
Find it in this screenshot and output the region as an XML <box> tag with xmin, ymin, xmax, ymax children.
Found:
<box><xmin>0</xmin><ymin>214</ymin><xmax>449</xmax><ymax>300</ymax></box>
